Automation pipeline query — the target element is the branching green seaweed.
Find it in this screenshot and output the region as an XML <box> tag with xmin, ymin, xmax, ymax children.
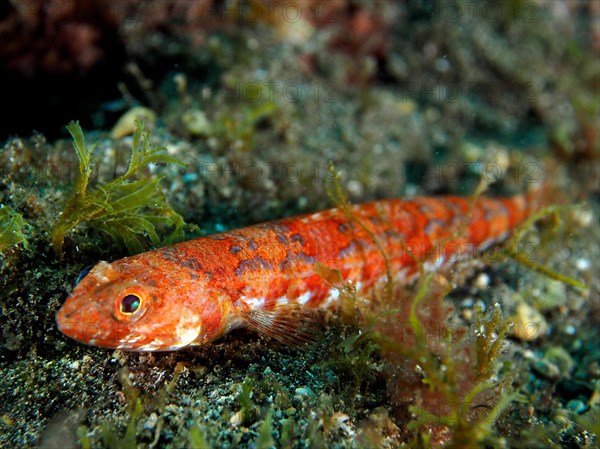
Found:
<box><xmin>52</xmin><ymin>120</ymin><xmax>192</xmax><ymax>255</ymax></box>
<box><xmin>503</xmin><ymin>205</ymin><xmax>589</xmax><ymax>290</ymax></box>
<box><xmin>397</xmin><ymin>276</ymin><xmax>517</xmax><ymax>449</ymax></box>
<box><xmin>474</xmin><ymin>303</ymin><xmax>511</xmax><ymax>381</ymax></box>
<box><xmin>318</xmin><ymin>170</ymin><xmax>520</xmax><ymax>448</ymax></box>
<box><xmin>324</xmin><ymin>162</ymin><xmax>395</xmax><ymax>305</ymax></box>
<box><xmin>0</xmin><ymin>205</ymin><xmax>29</xmax><ymax>252</ymax></box>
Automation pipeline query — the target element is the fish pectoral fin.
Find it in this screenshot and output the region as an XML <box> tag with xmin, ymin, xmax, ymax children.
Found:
<box><xmin>237</xmin><ymin>303</ymin><xmax>318</xmax><ymax>349</ymax></box>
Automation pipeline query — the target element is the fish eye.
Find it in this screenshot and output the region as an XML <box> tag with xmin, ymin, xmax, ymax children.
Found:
<box><xmin>74</xmin><ymin>266</ymin><xmax>93</xmax><ymax>286</ymax></box>
<box><xmin>113</xmin><ymin>290</ymin><xmax>147</xmax><ymax>322</ymax></box>
<box><xmin>120</xmin><ymin>294</ymin><xmax>142</xmax><ymax>315</ymax></box>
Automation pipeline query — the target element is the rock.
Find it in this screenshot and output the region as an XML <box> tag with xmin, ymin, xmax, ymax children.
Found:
<box><xmin>182</xmin><ymin>109</ymin><xmax>210</xmax><ymax>136</ymax></box>
<box><xmin>566</xmin><ymin>399</ymin><xmax>588</xmax><ymax>414</ymax></box>
<box><xmin>143</xmin><ymin>412</ymin><xmax>158</xmax><ymax>431</ymax></box>
<box><xmin>294</xmin><ymin>386</ymin><xmax>314</xmax><ymax>397</ymax></box>
<box><xmin>229</xmin><ymin>410</ymin><xmax>243</xmax><ymax>427</ymax></box>
<box><xmin>543</xmin><ymin>347</ymin><xmax>575</xmax><ymax>378</ymax></box>
<box><xmin>531</xmin><ymin>359</ymin><xmax>561</xmax><ymax>381</ymax></box>
<box><xmin>531</xmin><ymin>279</ymin><xmax>567</xmax><ymax>311</ymax></box>
<box><xmin>511</xmin><ymin>302</ymin><xmax>548</xmax><ymax>341</ymax></box>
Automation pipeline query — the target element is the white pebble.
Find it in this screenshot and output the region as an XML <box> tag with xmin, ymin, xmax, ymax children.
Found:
<box><xmin>575</xmin><ymin>258</ymin><xmax>590</xmax><ymax>271</ymax></box>
<box><xmin>475</xmin><ymin>273</ymin><xmax>490</xmax><ymax>289</ymax></box>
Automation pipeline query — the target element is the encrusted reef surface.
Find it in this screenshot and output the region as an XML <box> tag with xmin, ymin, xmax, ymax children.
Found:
<box><xmin>0</xmin><ymin>1</ymin><xmax>599</xmax><ymax>448</ymax></box>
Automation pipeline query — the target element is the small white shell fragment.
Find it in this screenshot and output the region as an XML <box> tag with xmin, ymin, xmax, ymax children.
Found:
<box><xmin>110</xmin><ymin>106</ymin><xmax>157</xmax><ymax>139</ymax></box>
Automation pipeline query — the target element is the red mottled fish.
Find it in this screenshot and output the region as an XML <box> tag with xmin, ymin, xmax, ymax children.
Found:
<box><xmin>56</xmin><ymin>194</ymin><xmax>536</xmax><ymax>351</ymax></box>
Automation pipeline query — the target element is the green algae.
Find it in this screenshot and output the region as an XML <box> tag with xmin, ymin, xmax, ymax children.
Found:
<box><xmin>76</xmin><ymin>426</ymin><xmax>91</xmax><ymax>449</ymax></box>
<box><xmin>325</xmin><ymin>163</ymin><xmax>395</xmax><ymax>305</ymax></box>
<box><xmin>100</xmin><ymin>396</ymin><xmax>143</xmax><ymax>449</ymax></box>
<box><xmin>474</xmin><ymin>303</ymin><xmax>511</xmax><ymax>381</ymax></box>
<box><xmin>211</xmin><ymin>99</ymin><xmax>278</xmax><ymax>152</ymax></box>
<box><xmin>317</xmin><ymin>171</ymin><xmax>521</xmax><ymax>447</ymax></box>
<box><xmin>98</xmin><ymin>367</ymin><xmax>144</xmax><ymax>449</ymax></box>
<box><xmin>0</xmin><ymin>205</ymin><xmax>29</xmax><ymax>252</ymax></box>
<box><xmin>255</xmin><ymin>409</ymin><xmax>275</xmax><ymax>449</ymax></box>
<box><xmin>383</xmin><ymin>275</ymin><xmax>515</xmax><ymax>449</ymax></box>
<box><xmin>503</xmin><ymin>205</ymin><xmax>589</xmax><ymax>290</ymax></box>
<box><xmin>51</xmin><ymin>120</ymin><xmax>190</xmax><ymax>256</ymax></box>
<box><xmin>237</xmin><ymin>377</ymin><xmax>259</xmax><ymax>426</ymax></box>
<box><xmin>188</xmin><ymin>425</ymin><xmax>211</xmax><ymax>449</ymax></box>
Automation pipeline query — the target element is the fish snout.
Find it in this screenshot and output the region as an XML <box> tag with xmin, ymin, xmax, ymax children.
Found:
<box><xmin>56</xmin><ymin>301</ymin><xmax>112</xmax><ymax>347</ymax></box>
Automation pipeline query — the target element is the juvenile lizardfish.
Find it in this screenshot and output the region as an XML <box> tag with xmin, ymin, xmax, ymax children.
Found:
<box><xmin>56</xmin><ymin>194</ymin><xmax>536</xmax><ymax>351</ymax></box>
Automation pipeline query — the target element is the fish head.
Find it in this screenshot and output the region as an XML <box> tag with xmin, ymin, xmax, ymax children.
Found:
<box><xmin>56</xmin><ymin>258</ymin><xmax>212</xmax><ymax>351</ymax></box>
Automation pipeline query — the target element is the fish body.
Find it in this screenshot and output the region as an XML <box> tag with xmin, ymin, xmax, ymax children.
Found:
<box><xmin>56</xmin><ymin>194</ymin><xmax>533</xmax><ymax>351</ymax></box>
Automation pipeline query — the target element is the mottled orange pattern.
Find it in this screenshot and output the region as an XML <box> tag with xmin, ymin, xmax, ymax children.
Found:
<box><xmin>56</xmin><ymin>194</ymin><xmax>533</xmax><ymax>351</ymax></box>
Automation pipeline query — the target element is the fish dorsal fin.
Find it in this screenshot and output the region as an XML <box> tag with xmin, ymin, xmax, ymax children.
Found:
<box><xmin>236</xmin><ymin>301</ymin><xmax>318</xmax><ymax>349</ymax></box>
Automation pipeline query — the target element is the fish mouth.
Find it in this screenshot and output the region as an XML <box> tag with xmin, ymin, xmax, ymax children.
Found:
<box><xmin>56</xmin><ymin>307</ymin><xmax>173</xmax><ymax>351</ymax></box>
<box><xmin>56</xmin><ymin>303</ymin><xmax>115</xmax><ymax>348</ymax></box>
<box><xmin>56</xmin><ymin>315</ymin><xmax>107</xmax><ymax>347</ymax></box>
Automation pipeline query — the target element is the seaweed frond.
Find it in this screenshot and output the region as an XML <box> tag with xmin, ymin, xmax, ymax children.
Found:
<box><xmin>0</xmin><ymin>205</ymin><xmax>29</xmax><ymax>252</ymax></box>
<box><xmin>503</xmin><ymin>205</ymin><xmax>589</xmax><ymax>289</ymax></box>
<box><xmin>375</xmin><ymin>271</ymin><xmax>516</xmax><ymax>448</ymax></box>
<box><xmin>474</xmin><ymin>303</ymin><xmax>511</xmax><ymax>381</ymax></box>
<box><xmin>324</xmin><ymin>162</ymin><xmax>394</xmax><ymax>305</ymax></box>
<box><xmin>236</xmin><ymin>377</ymin><xmax>259</xmax><ymax>426</ymax></box>
<box><xmin>189</xmin><ymin>425</ymin><xmax>212</xmax><ymax>449</ymax></box>
<box><xmin>99</xmin><ymin>367</ymin><xmax>144</xmax><ymax>449</ymax></box>
<box><xmin>100</xmin><ymin>396</ymin><xmax>143</xmax><ymax>449</ymax></box>
<box><xmin>315</xmin><ymin>163</ymin><xmax>521</xmax><ymax>447</ymax></box>
<box><xmin>255</xmin><ymin>409</ymin><xmax>275</xmax><ymax>449</ymax></box>
<box><xmin>76</xmin><ymin>425</ymin><xmax>91</xmax><ymax>449</ymax></box>
<box><xmin>52</xmin><ymin>120</ymin><xmax>194</xmax><ymax>255</ymax></box>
